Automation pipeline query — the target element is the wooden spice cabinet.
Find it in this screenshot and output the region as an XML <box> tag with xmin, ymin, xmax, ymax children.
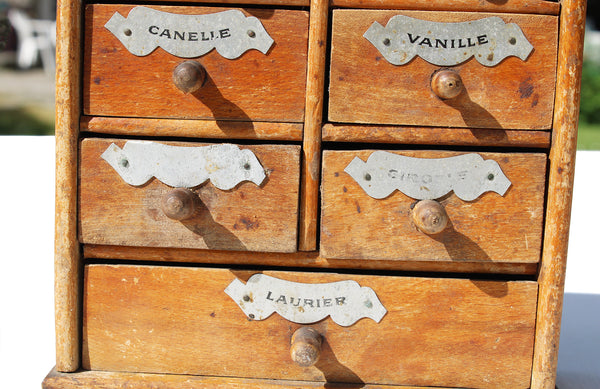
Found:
<box><xmin>44</xmin><ymin>0</ymin><xmax>585</xmax><ymax>388</ymax></box>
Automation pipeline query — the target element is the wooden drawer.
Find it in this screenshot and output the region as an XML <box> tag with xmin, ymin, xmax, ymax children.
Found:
<box><xmin>79</xmin><ymin>138</ymin><xmax>301</xmax><ymax>253</ymax></box>
<box><xmin>328</xmin><ymin>10</ymin><xmax>558</xmax><ymax>130</ymax></box>
<box><xmin>83</xmin><ymin>264</ymin><xmax>538</xmax><ymax>388</ymax></box>
<box><xmin>83</xmin><ymin>4</ymin><xmax>309</xmax><ymax>124</ymax></box>
<box><xmin>321</xmin><ymin>150</ymin><xmax>546</xmax><ymax>265</ymax></box>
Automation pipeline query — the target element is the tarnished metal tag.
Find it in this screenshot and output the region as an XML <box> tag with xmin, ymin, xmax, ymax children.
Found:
<box><xmin>225</xmin><ymin>274</ymin><xmax>387</xmax><ymax>326</ymax></box>
<box><xmin>105</xmin><ymin>7</ymin><xmax>274</xmax><ymax>59</ymax></box>
<box><xmin>101</xmin><ymin>141</ymin><xmax>266</xmax><ymax>190</ymax></box>
<box><xmin>345</xmin><ymin>152</ymin><xmax>511</xmax><ymax>201</ymax></box>
<box><xmin>363</xmin><ymin>15</ymin><xmax>533</xmax><ymax>67</ymax></box>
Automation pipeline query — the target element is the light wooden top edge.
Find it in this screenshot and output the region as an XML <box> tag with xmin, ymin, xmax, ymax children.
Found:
<box><xmin>123</xmin><ymin>0</ymin><xmax>312</xmax><ymax>6</ymax></box>
<box><xmin>329</xmin><ymin>0</ymin><xmax>560</xmax><ymax>15</ymax></box>
<box><xmin>322</xmin><ymin>124</ymin><xmax>552</xmax><ymax>148</ymax></box>
<box><xmin>80</xmin><ymin>116</ymin><xmax>304</xmax><ymax>141</ymax></box>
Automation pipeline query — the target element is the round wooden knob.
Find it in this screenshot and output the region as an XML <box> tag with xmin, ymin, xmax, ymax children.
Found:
<box><xmin>172</xmin><ymin>61</ymin><xmax>206</xmax><ymax>94</ymax></box>
<box><xmin>161</xmin><ymin>188</ymin><xmax>197</xmax><ymax>220</ymax></box>
<box><xmin>290</xmin><ymin>327</ymin><xmax>321</xmax><ymax>367</ymax></box>
<box><xmin>431</xmin><ymin>70</ymin><xmax>464</xmax><ymax>100</ymax></box>
<box><xmin>412</xmin><ymin>200</ymin><xmax>448</xmax><ymax>235</ymax></box>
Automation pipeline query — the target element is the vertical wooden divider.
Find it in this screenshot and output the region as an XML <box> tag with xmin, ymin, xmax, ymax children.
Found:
<box><xmin>299</xmin><ymin>0</ymin><xmax>328</xmax><ymax>251</ymax></box>
<box><xmin>532</xmin><ymin>0</ymin><xmax>587</xmax><ymax>387</ymax></box>
<box><xmin>54</xmin><ymin>0</ymin><xmax>82</xmax><ymax>372</ymax></box>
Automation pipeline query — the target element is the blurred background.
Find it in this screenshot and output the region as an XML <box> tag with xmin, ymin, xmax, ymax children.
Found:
<box><xmin>1</xmin><ymin>0</ymin><xmax>55</xmax><ymax>136</ymax></box>
<box><xmin>1</xmin><ymin>1</ymin><xmax>600</xmax><ymax>143</ymax></box>
<box><xmin>1</xmin><ymin>1</ymin><xmax>600</xmax><ymax>142</ymax></box>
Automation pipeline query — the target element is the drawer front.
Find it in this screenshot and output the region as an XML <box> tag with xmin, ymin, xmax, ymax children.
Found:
<box><xmin>320</xmin><ymin>150</ymin><xmax>546</xmax><ymax>264</ymax></box>
<box><xmin>328</xmin><ymin>10</ymin><xmax>558</xmax><ymax>130</ymax></box>
<box><xmin>83</xmin><ymin>265</ymin><xmax>537</xmax><ymax>388</ymax></box>
<box><xmin>79</xmin><ymin>138</ymin><xmax>300</xmax><ymax>253</ymax></box>
<box><xmin>84</xmin><ymin>4</ymin><xmax>309</xmax><ymax>124</ymax></box>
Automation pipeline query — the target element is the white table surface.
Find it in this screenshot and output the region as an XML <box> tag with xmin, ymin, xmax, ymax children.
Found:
<box><xmin>0</xmin><ymin>136</ymin><xmax>597</xmax><ymax>388</ymax></box>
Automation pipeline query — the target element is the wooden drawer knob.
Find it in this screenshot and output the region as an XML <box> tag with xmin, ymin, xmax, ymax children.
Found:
<box><xmin>431</xmin><ymin>70</ymin><xmax>464</xmax><ymax>100</ymax></box>
<box><xmin>161</xmin><ymin>188</ymin><xmax>197</xmax><ymax>220</ymax></box>
<box><xmin>172</xmin><ymin>61</ymin><xmax>206</xmax><ymax>94</ymax></box>
<box><xmin>412</xmin><ymin>200</ymin><xmax>448</xmax><ymax>235</ymax></box>
<box><xmin>290</xmin><ymin>327</ymin><xmax>322</xmax><ymax>367</ymax></box>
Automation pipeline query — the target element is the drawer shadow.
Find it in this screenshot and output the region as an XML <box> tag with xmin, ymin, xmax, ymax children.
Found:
<box><xmin>443</xmin><ymin>87</ymin><xmax>504</xmax><ymax>131</ymax></box>
<box><xmin>192</xmin><ymin>73</ymin><xmax>256</xmax><ymax>137</ymax></box>
<box><xmin>182</xmin><ymin>197</ymin><xmax>248</xmax><ymax>251</ymax></box>
<box><xmin>315</xmin><ymin>337</ymin><xmax>365</xmax><ymax>388</ymax></box>
<box><xmin>431</xmin><ymin>220</ymin><xmax>509</xmax><ymax>298</ymax></box>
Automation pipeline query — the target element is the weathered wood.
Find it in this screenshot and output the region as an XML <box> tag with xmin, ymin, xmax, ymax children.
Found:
<box><xmin>82</xmin><ymin>265</ymin><xmax>538</xmax><ymax>388</ymax></box>
<box><xmin>79</xmin><ymin>139</ymin><xmax>300</xmax><ymax>253</ymax></box>
<box><xmin>160</xmin><ymin>188</ymin><xmax>197</xmax><ymax>221</ymax></box>
<box><xmin>42</xmin><ymin>368</ymin><xmax>444</xmax><ymax>389</ymax></box>
<box><xmin>532</xmin><ymin>0</ymin><xmax>587</xmax><ymax>388</ymax></box>
<box><xmin>331</xmin><ymin>0</ymin><xmax>559</xmax><ymax>15</ymax></box>
<box><xmin>299</xmin><ymin>0</ymin><xmax>328</xmax><ymax>251</ymax></box>
<box><xmin>290</xmin><ymin>327</ymin><xmax>322</xmax><ymax>367</ymax></box>
<box><xmin>171</xmin><ymin>61</ymin><xmax>207</xmax><ymax>94</ymax></box>
<box><xmin>81</xmin><ymin>116</ymin><xmax>304</xmax><ymax>141</ymax></box>
<box><xmin>329</xmin><ymin>10</ymin><xmax>558</xmax><ymax>130</ymax></box>
<box><xmin>54</xmin><ymin>0</ymin><xmax>82</xmax><ymax>373</ymax></box>
<box><xmin>84</xmin><ymin>244</ymin><xmax>539</xmax><ymax>275</ymax></box>
<box><xmin>321</xmin><ymin>150</ymin><xmax>547</xmax><ymax>264</ymax></box>
<box><xmin>84</xmin><ymin>5</ymin><xmax>308</xmax><ymax>124</ymax></box>
<box><xmin>430</xmin><ymin>70</ymin><xmax>464</xmax><ymax>100</ymax></box>
<box><xmin>411</xmin><ymin>200</ymin><xmax>449</xmax><ymax>235</ymax></box>
<box><xmin>322</xmin><ymin>124</ymin><xmax>551</xmax><ymax>148</ymax></box>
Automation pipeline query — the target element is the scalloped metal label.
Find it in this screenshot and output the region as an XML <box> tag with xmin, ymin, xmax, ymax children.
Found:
<box><xmin>225</xmin><ymin>274</ymin><xmax>387</xmax><ymax>326</ymax></box>
<box><xmin>363</xmin><ymin>15</ymin><xmax>533</xmax><ymax>67</ymax></box>
<box><xmin>101</xmin><ymin>141</ymin><xmax>266</xmax><ymax>190</ymax></box>
<box><xmin>105</xmin><ymin>7</ymin><xmax>274</xmax><ymax>59</ymax></box>
<box><xmin>344</xmin><ymin>152</ymin><xmax>511</xmax><ymax>201</ymax></box>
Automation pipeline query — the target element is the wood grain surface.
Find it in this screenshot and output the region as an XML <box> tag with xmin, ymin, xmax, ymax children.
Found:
<box><xmin>82</xmin><ymin>265</ymin><xmax>538</xmax><ymax>388</ymax></box>
<box><xmin>328</xmin><ymin>10</ymin><xmax>558</xmax><ymax>130</ymax></box>
<box><xmin>322</xmin><ymin>123</ymin><xmax>551</xmax><ymax>148</ymax></box>
<box><xmin>121</xmin><ymin>0</ymin><xmax>311</xmax><ymax>5</ymax></box>
<box><xmin>83</xmin><ymin>5</ymin><xmax>308</xmax><ymax>125</ymax></box>
<box><xmin>330</xmin><ymin>0</ymin><xmax>559</xmax><ymax>15</ymax></box>
<box><xmin>321</xmin><ymin>150</ymin><xmax>547</xmax><ymax>264</ymax></box>
<box><xmin>80</xmin><ymin>116</ymin><xmax>303</xmax><ymax>141</ymax></box>
<box><xmin>79</xmin><ymin>139</ymin><xmax>300</xmax><ymax>252</ymax></box>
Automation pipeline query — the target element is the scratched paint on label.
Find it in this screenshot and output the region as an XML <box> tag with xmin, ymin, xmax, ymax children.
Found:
<box><xmin>101</xmin><ymin>141</ymin><xmax>265</xmax><ymax>190</ymax></box>
<box><xmin>105</xmin><ymin>7</ymin><xmax>274</xmax><ymax>59</ymax></box>
<box><xmin>225</xmin><ymin>274</ymin><xmax>387</xmax><ymax>326</ymax></box>
<box><xmin>344</xmin><ymin>152</ymin><xmax>511</xmax><ymax>201</ymax></box>
<box><xmin>363</xmin><ymin>15</ymin><xmax>533</xmax><ymax>66</ymax></box>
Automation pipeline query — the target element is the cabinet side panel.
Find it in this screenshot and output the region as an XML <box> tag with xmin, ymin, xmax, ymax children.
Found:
<box><xmin>532</xmin><ymin>0</ymin><xmax>587</xmax><ymax>388</ymax></box>
<box><xmin>54</xmin><ymin>0</ymin><xmax>82</xmax><ymax>373</ymax></box>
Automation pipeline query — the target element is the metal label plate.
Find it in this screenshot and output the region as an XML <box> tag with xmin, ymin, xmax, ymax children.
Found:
<box><xmin>101</xmin><ymin>141</ymin><xmax>266</xmax><ymax>190</ymax></box>
<box><xmin>225</xmin><ymin>274</ymin><xmax>387</xmax><ymax>326</ymax></box>
<box><xmin>344</xmin><ymin>152</ymin><xmax>511</xmax><ymax>201</ymax></box>
<box><xmin>363</xmin><ymin>15</ymin><xmax>533</xmax><ymax>67</ymax></box>
<box><xmin>105</xmin><ymin>7</ymin><xmax>274</xmax><ymax>59</ymax></box>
